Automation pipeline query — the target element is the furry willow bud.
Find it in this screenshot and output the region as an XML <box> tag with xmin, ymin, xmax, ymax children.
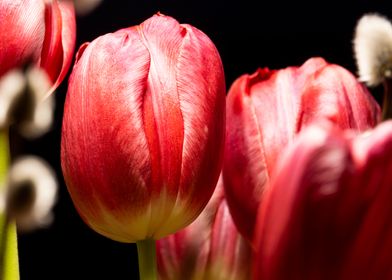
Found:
<box><xmin>5</xmin><ymin>156</ymin><xmax>57</xmax><ymax>232</ymax></box>
<box><xmin>73</xmin><ymin>0</ymin><xmax>102</xmax><ymax>15</ymax></box>
<box><xmin>0</xmin><ymin>67</ymin><xmax>54</xmax><ymax>138</ymax></box>
<box><xmin>354</xmin><ymin>14</ymin><xmax>392</xmax><ymax>86</ymax></box>
<box><xmin>0</xmin><ymin>70</ymin><xmax>26</xmax><ymax>130</ymax></box>
<box><xmin>20</xmin><ymin>67</ymin><xmax>55</xmax><ymax>138</ymax></box>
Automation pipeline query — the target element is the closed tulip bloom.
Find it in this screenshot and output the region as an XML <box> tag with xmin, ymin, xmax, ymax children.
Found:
<box><xmin>157</xmin><ymin>176</ymin><xmax>251</xmax><ymax>280</ymax></box>
<box><xmin>61</xmin><ymin>14</ymin><xmax>226</xmax><ymax>242</ymax></box>
<box><xmin>223</xmin><ymin>57</ymin><xmax>380</xmax><ymax>243</ymax></box>
<box><xmin>253</xmin><ymin>122</ymin><xmax>392</xmax><ymax>280</ymax></box>
<box><xmin>0</xmin><ymin>0</ymin><xmax>76</xmax><ymax>95</ymax></box>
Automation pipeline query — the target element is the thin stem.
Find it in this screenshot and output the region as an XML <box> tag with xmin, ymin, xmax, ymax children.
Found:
<box><xmin>136</xmin><ymin>239</ymin><xmax>157</xmax><ymax>280</ymax></box>
<box><xmin>0</xmin><ymin>130</ymin><xmax>19</xmax><ymax>280</ymax></box>
<box><xmin>382</xmin><ymin>78</ymin><xmax>392</xmax><ymax>120</ymax></box>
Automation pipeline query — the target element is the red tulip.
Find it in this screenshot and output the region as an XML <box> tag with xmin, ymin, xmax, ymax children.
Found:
<box><xmin>157</xmin><ymin>176</ymin><xmax>251</xmax><ymax>280</ymax></box>
<box><xmin>0</xmin><ymin>0</ymin><xmax>76</xmax><ymax>95</ymax></box>
<box><xmin>61</xmin><ymin>14</ymin><xmax>226</xmax><ymax>242</ymax></box>
<box><xmin>223</xmin><ymin>57</ymin><xmax>380</xmax><ymax>243</ymax></box>
<box><xmin>253</xmin><ymin>121</ymin><xmax>392</xmax><ymax>280</ymax></box>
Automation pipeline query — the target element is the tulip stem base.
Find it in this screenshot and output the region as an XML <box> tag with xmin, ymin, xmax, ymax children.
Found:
<box><xmin>0</xmin><ymin>130</ymin><xmax>19</xmax><ymax>280</ymax></box>
<box><xmin>137</xmin><ymin>239</ymin><xmax>157</xmax><ymax>280</ymax></box>
<box><xmin>382</xmin><ymin>78</ymin><xmax>392</xmax><ymax>120</ymax></box>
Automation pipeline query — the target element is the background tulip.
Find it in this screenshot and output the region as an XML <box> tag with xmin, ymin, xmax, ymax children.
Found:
<box><xmin>157</xmin><ymin>176</ymin><xmax>251</xmax><ymax>280</ymax></box>
<box><xmin>223</xmin><ymin>57</ymin><xmax>381</xmax><ymax>243</ymax></box>
<box><xmin>253</xmin><ymin>122</ymin><xmax>392</xmax><ymax>280</ymax></box>
<box><xmin>61</xmin><ymin>13</ymin><xmax>225</xmax><ymax>243</ymax></box>
<box><xmin>0</xmin><ymin>0</ymin><xmax>76</xmax><ymax>96</ymax></box>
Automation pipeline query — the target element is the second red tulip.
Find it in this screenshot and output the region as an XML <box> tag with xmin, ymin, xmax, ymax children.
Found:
<box><xmin>224</xmin><ymin>57</ymin><xmax>380</xmax><ymax>242</ymax></box>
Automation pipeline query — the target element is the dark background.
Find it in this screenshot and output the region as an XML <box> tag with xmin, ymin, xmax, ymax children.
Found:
<box><xmin>14</xmin><ymin>0</ymin><xmax>391</xmax><ymax>279</ymax></box>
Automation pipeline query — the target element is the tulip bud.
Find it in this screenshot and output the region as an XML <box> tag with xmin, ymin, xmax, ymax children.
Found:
<box><xmin>157</xmin><ymin>176</ymin><xmax>251</xmax><ymax>280</ymax></box>
<box><xmin>61</xmin><ymin>14</ymin><xmax>226</xmax><ymax>242</ymax></box>
<box><xmin>0</xmin><ymin>0</ymin><xmax>76</xmax><ymax>96</ymax></box>
<box><xmin>224</xmin><ymin>57</ymin><xmax>381</xmax><ymax>243</ymax></box>
<box><xmin>253</xmin><ymin>121</ymin><xmax>392</xmax><ymax>280</ymax></box>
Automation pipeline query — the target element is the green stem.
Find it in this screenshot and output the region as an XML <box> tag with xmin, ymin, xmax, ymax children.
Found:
<box><xmin>136</xmin><ymin>239</ymin><xmax>157</xmax><ymax>280</ymax></box>
<box><xmin>0</xmin><ymin>130</ymin><xmax>19</xmax><ymax>280</ymax></box>
<box><xmin>382</xmin><ymin>78</ymin><xmax>392</xmax><ymax>120</ymax></box>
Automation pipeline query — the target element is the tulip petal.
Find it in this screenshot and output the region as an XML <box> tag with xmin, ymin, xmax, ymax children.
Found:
<box><xmin>137</xmin><ymin>14</ymin><xmax>186</xmax><ymax>237</ymax></box>
<box><xmin>254</xmin><ymin>124</ymin><xmax>354</xmax><ymax>279</ymax></box>
<box><xmin>224</xmin><ymin>70</ymin><xmax>272</xmax><ymax>241</ymax></box>
<box><xmin>41</xmin><ymin>0</ymin><xmax>76</xmax><ymax>97</ymax></box>
<box><xmin>298</xmin><ymin>63</ymin><xmax>380</xmax><ymax>131</ymax></box>
<box><xmin>138</xmin><ymin>14</ymin><xmax>225</xmax><ymax>237</ymax></box>
<box><xmin>40</xmin><ymin>0</ymin><xmax>63</xmax><ymax>84</ymax></box>
<box><xmin>0</xmin><ymin>0</ymin><xmax>45</xmax><ymax>77</ymax></box>
<box><xmin>157</xmin><ymin>22</ymin><xmax>225</xmax><ymax>236</ymax></box>
<box><xmin>157</xmin><ymin>177</ymin><xmax>251</xmax><ymax>280</ymax></box>
<box><xmin>253</xmin><ymin>122</ymin><xmax>392</xmax><ymax>280</ymax></box>
<box><xmin>62</xmin><ymin>29</ymin><xmax>153</xmax><ymax>242</ymax></box>
<box><xmin>342</xmin><ymin>123</ymin><xmax>392</xmax><ymax>279</ymax></box>
<box><xmin>52</xmin><ymin>0</ymin><xmax>76</xmax><ymax>92</ymax></box>
<box><xmin>209</xmin><ymin>200</ymin><xmax>251</xmax><ymax>280</ymax></box>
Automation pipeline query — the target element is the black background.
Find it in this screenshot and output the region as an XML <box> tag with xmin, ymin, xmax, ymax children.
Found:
<box><xmin>14</xmin><ymin>0</ymin><xmax>391</xmax><ymax>279</ymax></box>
